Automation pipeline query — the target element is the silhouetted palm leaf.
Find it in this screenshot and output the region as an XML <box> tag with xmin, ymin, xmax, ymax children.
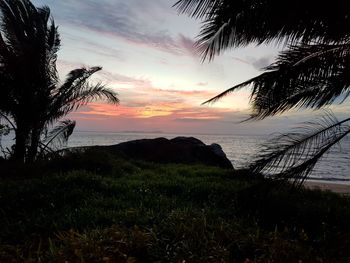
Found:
<box><xmin>251</xmin><ymin>113</ymin><xmax>350</xmax><ymax>186</ymax></box>
<box><xmin>49</xmin><ymin>67</ymin><xmax>119</xmax><ymax>122</ymax></box>
<box><xmin>204</xmin><ymin>43</ymin><xmax>350</xmax><ymax>119</ymax></box>
<box><xmin>175</xmin><ymin>0</ymin><xmax>350</xmax><ymax>60</ymax></box>
<box><xmin>41</xmin><ymin>120</ymin><xmax>76</xmax><ymax>152</ymax></box>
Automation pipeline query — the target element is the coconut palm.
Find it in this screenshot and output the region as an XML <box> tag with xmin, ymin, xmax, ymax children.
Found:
<box><xmin>175</xmin><ymin>0</ymin><xmax>350</xmax><ymax>186</ymax></box>
<box><xmin>174</xmin><ymin>0</ymin><xmax>350</xmax><ymax>59</ymax></box>
<box><xmin>0</xmin><ymin>0</ymin><xmax>119</xmax><ymax>163</ymax></box>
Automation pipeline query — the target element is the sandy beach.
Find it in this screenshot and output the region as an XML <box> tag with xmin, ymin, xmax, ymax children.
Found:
<box><xmin>305</xmin><ymin>181</ymin><xmax>350</xmax><ymax>195</ymax></box>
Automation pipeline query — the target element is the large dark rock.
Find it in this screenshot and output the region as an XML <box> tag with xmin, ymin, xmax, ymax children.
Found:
<box><xmin>98</xmin><ymin>137</ymin><xmax>233</xmax><ymax>169</ymax></box>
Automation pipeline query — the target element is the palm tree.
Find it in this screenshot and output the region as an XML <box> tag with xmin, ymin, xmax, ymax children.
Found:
<box><xmin>175</xmin><ymin>0</ymin><xmax>350</xmax><ymax>186</ymax></box>
<box><xmin>0</xmin><ymin>0</ymin><xmax>119</xmax><ymax>163</ymax></box>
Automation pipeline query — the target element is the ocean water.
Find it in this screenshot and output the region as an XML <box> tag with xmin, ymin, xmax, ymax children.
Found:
<box><xmin>1</xmin><ymin>131</ymin><xmax>350</xmax><ymax>183</ymax></box>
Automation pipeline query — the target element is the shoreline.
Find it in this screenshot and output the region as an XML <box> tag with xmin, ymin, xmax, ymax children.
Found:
<box><xmin>304</xmin><ymin>181</ymin><xmax>350</xmax><ymax>195</ymax></box>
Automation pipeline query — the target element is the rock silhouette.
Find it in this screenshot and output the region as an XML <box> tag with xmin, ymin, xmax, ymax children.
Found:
<box><xmin>97</xmin><ymin>137</ymin><xmax>233</xmax><ymax>169</ymax></box>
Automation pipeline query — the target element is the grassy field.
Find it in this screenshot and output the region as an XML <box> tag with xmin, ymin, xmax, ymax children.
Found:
<box><xmin>0</xmin><ymin>150</ymin><xmax>350</xmax><ymax>262</ymax></box>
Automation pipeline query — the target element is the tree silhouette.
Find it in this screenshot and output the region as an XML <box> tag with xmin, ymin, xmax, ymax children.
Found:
<box><xmin>175</xmin><ymin>0</ymin><xmax>350</xmax><ymax>185</ymax></box>
<box><xmin>0</xmin><ymin>0</ymin><xmax>119</xmax><ymax>163</ymax></box>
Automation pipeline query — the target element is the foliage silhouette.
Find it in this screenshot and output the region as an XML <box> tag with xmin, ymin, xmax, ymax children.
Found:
<box><xmin>175</xmin><ymin>0</ymin><xmax>350</xmax><ymax>184</ymax></box>
<box><xmin>0</xmin><ymin>0</ymin><xmax>119</xmax><ymax>163</ymax></box>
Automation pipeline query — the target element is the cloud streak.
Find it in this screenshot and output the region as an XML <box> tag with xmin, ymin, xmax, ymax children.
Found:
<box><xmin>34</xmin><ymin>0</ymin><xmax>197</xmax><ymax>56</ymax></box>
<box><xmin>232</xmin><ymin>55</ymin><xmax>275</xmax><ymax>70</ymax></box>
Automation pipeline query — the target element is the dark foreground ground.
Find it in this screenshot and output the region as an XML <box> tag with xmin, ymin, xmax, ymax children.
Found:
<box><xmin>0</xmin><ymin>149</ymin><xmax>350</xmax><ymax>262</ymax></box>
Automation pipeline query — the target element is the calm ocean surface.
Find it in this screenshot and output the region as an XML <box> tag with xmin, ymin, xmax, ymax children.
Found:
<box><xmin>2</xmin><ymin>131</ymin><xmax>350</xmax><ymax>183</ymax></box>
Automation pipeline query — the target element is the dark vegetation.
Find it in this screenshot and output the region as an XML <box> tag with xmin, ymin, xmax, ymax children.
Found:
<box><xmin>0</xmin><ymin>150</ymin><xmax>350</xmax><ymax>262</ymax></box>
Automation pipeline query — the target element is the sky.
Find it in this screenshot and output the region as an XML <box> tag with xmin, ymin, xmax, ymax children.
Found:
<box><xmin>31</xmin><ymin>0</ymin><xmax>350</xmax><ymax>135</ymax></box>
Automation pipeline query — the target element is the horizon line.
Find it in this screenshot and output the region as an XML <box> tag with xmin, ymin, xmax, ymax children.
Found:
<box><xmin>74</xmin><ymin>130</ymin><xmax>268</xmax><ymax>136</ymax></box>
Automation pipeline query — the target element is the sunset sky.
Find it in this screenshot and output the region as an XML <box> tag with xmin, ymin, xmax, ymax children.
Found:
<box><xmin>31</xmin><ymin>0</ymin><xmax>350</xmax><ymax>135</ymax></box>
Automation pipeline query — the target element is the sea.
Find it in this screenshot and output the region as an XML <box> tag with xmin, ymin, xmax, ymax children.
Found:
<box><xmin>1</xmin><ymin>131</ymin><xmax>350</xmax><ymax>184</ymax></box>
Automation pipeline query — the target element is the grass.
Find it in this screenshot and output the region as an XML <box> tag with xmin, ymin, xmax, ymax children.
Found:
<box><xmin>0</xmin><ymin>149</ymin><xmax>350</xmax><ymax>262</ymax></box>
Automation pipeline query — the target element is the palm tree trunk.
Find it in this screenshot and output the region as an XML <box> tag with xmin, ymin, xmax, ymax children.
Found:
<box><xmin>27</xmin><ymin>127</ymin><xmax>41</xmax><ymax>163</ymax></box>
<box><xmin>13</xmin><ymin>123</ymin><xmax>29</xmax><ymax>163</ymax></box>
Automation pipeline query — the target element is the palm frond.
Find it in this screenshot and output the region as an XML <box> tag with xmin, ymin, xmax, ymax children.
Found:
<box><xmin>51</xmin><ymin>67</ymin><xmax>102</xmax><ymax>102</ymax></box>
<box><xmin>64</xmin><ymin>83</ymin><xmax>118</xmax><ymax>112</ymax></box>
<box><xmin>175</xmin><ymin>0</ymin><xmax>350</xmax><ymax>60</ymax></box>
<box><xmin>203</xmin><ymin>43</ymin><xmax>350</xmax><ymax>119</ymax></box>
<box><xmin>50</xmin><ymin>82</ymin><xmax>119</xmax><ymax>122</ymax></box>
<box><xmin>41</xmin><ymin>119</ymin><xmax>75</xmax><ymax>152</ymax></box>
<box><xmin>202</xmin><ymin>72</ymin><xmax>268</xmax><ymax>105</ymax></box>
<box><xmin>58</xmin><ymin>67</ymin><xmax>102</xmax><ymax>92</ymax></box>
<box><xmin>250</xmin><ymin>112</ymin><xmax>350</xmax><ymax>187</ymax></box>
<box><xmin>174</xmin><ymin>0</ymin><xmax>220</xmax><ymax>19</ymax></box>
<box><xmin>292</xmin><ymin>44</ymin><xmax>350</xmax><ymax>66</ymax></box>
<box><xmin>0</xmin><ymin>0</ymin><xmax>60</xmax><ymax>96</ymax></box>
<box><xmin>73</xmin><ymin>83</ymin><xmax>119</xmax><ymax>105</ymax></box>
<box><xmin>48</xmin><ymin>67</ymin><xmax>118</xmax><ymax>121</ymax></box>
<box><xmin>0</xmin><ymin>0</ymin><xmax>46</xmax><ymax>53</ymax></box>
